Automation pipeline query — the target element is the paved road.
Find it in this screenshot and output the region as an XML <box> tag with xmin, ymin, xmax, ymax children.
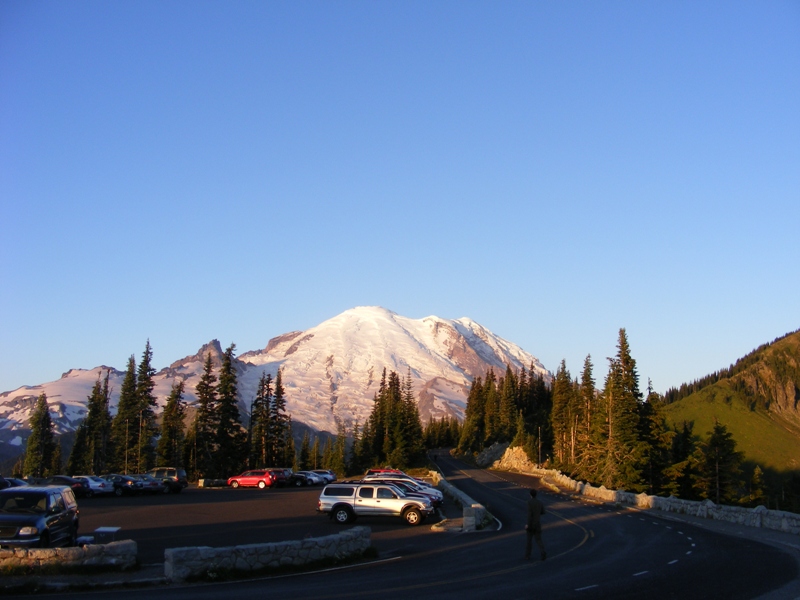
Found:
<box><xmin>60</xmin><ymin>458</ymin><xmax>799</xmax><ymax>599</ymax></box>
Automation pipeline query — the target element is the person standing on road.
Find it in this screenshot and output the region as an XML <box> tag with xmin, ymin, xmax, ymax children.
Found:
<box><xmin>525</xmin><ymin>488</ymin><xmax>546</xmax><ymax>561</ymax></box>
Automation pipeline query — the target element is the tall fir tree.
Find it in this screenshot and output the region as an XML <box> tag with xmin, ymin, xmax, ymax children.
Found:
<box><xmin>135</xmin><ymin>341</ymin><xmax>158</xmax><ymax>472</ymax></box>
<box><xmin>110</xmin><ymin>356</ymin><xmax>138</xmax><ymax>473</ymax></box>
<box><xmin>583</xmin><ymin>329</ymin><xmax>646</xmax><ymax>491</ymax></box>
<box><xmin>298</xmin><ymin>431</ymin><xmax>311</xmax><ymax>471</ymax></box>
<box><xmin>249</xmin><ymin>372</ymin><xmax>272</xmax><ymax>468</ymax></box>
<box><xmin>192</xmin><ymin>353</ymin><xmax>219</xmax><ymax>478</ymax></box>
<box><xmin>24</xmin><ymin>393</ymin><xmax>57</xmax><ymax>477</ymax></box>
<box><xmin>156</xmin><ymin>380</ymin><xmax>186</xmax><ymax>467</ymax></box>
<box><xmin>697</xmin><ymin>421</ymin><xmax>743</xmax><ymax>504</ymax></box>
<box><xmin>269</xmin><ymin>369</ymin><xmax>291</xmax><ymax>466</ymax></box>
<box><xmin>70</xmin><ymin>371</ymin><xmax>113</xmax><ymax>475</ymax></box>
<box><xmin>215</xmin><ymin>344</ymin><xmax>247</xmax><ymax>476</ymax></box>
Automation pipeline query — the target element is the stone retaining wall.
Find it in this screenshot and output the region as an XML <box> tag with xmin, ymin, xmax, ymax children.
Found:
<box><xmin>0</xmin><ymin>540</ymin><xmax>137</xmax><ymax>571</ymax></box>
<box><xmin>492</xmin><ymin>445</ymin><xmax>800</xmax><ymax>535</ymax></box>
<box><xmin>164</xmin><ymin>526</ymin><xmax>371</xmax><ymax>582</ymax></box>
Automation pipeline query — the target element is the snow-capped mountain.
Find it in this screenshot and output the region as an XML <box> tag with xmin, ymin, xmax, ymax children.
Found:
<box><xmin>0</xmin><ymin>307</ymin><xmax>549</xmax><ymax>455</ymax></box>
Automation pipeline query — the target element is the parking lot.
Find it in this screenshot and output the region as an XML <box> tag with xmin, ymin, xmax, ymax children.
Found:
<box><xmin>77</xmin><ymin>485</ymin><xmax>447</xmax><ymax>564</ymax></box>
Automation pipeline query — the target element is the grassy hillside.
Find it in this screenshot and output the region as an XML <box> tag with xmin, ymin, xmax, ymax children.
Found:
<box><xmin>663</xmin><ymin>380</ymin><xmax>800</xmax><ymax>473</ymax></box>
<box><xmin>663</xmin><ymin>329</ymin><xmax>800</xmax><ymax>475</ymax></box>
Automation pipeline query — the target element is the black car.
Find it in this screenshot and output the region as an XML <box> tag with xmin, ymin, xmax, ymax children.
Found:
<box><xmin>0</xmin><ymin>486</ymin><xmax>79</xmax><ymax>548</ymax></box>
<box><xmin>40</xmin><ymin>475</ymin><xmax>91</xmax><ymax>499</ymax></box>
<box><xmin>103</xmin><ymin>474</ymin><xmax>144</xmax><ymax>496</ymax></box>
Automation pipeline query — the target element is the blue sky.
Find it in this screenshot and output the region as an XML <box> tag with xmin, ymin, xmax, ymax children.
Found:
<box><xmin>2</xmin><ymin>1</ymin><xmax>798</xmax><ymax>395</ymax></box>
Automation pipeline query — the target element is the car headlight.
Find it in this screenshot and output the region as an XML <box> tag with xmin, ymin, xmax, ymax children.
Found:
<box><xmin>19</xmin><ymin>526</ymin><xmax>39</xmax><ymax>536</ymax></box>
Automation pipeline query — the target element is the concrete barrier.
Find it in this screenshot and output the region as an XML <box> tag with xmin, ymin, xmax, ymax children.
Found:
<box><xmin>164</xmin><ymin>526</ymin><xmax>371</xmax><ymax>582</ymax></box>
<box><xmin>429</xmin><ymin>470</ymin><xmax>489</xmax><ymax>531</ymax></box>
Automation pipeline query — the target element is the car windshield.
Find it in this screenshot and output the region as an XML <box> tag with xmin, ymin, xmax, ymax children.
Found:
<box><xmin>0</xmin><ymin>494</ymin><xmax>48</xmax><ymax>513</ymax></box>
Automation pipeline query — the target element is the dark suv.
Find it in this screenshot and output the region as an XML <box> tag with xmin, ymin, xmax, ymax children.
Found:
<box><xmin>147</xmin><ymin>467</ymin><xmax>188</xmax><ymax>493</ymax></box>
<box><xmin>0</xmin><ymin>486</ymin><xmax>79</xmax><ymax>548</ymax></box>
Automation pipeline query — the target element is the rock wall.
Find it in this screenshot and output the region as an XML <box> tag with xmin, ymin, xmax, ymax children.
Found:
<box><xmin>0</xmin><ymin>540</ymin><xmax>137</xmax><ymax>571</ymax></box>
<box><xmin>491</xmin><ymin>446</ymin><xmax>800</xmax><ymax>535</ymax></box>
<box><xmin>164</xmin><ymin>526</ymin><xmax>371</xmax><ymax>582</ymax></box>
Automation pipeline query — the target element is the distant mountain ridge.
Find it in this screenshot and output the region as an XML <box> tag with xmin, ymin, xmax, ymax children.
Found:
<box><xmin>663</xmin><ymin>328</ymin><xmax>800</xmax><ymax>472</ymax></box>
<box><xmin>0</xmin><ymin>307</ymin><xmax>549</xmax><ymax>459</ymax></box>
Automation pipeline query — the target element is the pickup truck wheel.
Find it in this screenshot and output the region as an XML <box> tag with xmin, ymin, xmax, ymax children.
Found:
<box><xmin>333</xmin><ymin>506</ymin><xmax>354</xmax><ymax>524</ymax></box>
<box><xmin>403</xmin><ymin>507</ymin><xmax>422</xmax><ymax>525</ymax></box>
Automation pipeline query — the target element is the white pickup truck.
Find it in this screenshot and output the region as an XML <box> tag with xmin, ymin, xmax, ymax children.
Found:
<box><xmin>317</xmin><ymin>481</ymin><xmax>434</xmax><ymax>526</ymax></box>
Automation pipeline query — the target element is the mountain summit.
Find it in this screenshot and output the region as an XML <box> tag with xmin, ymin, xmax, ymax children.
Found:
<box><xmin>0</xmin><ymin>307</ymin><xmax>548</xmax><ymax>451</ymax></box>
<box><xmin>238</xmin><ymin>306</ymin><xmax>548</xmax><ymax>431</ymax></box>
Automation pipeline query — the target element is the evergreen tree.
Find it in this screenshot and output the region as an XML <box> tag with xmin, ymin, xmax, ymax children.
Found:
<box><xmin>51</xmin><ymin>441</ymin><xmax>63</xmax><ymax>475</ymax></box>
<box><xmin>156</xmin><ymin>380</ymin><xmax>186</xmax><ymax>467</ymax></box>
<box><xmin>249</xmin><ymin>372</ymin><xmax>273</xmax><ymax>468</ymax></box>
<box><xmin>192</xmin><ymin>353</ymin><xmax>219</xmax><ymax>478</ymax></box>
<box><xmin>269</xmin><ymin>369</ymin><xmax>290</xmax><ymax>465</ymax></box>
<box><xmin>135</xmin><ymin>341</ymin><xmax>158</xmax><ymax>472</ymax></box>
<box><xmin>498</xmin><ymin>366</ymin><xmax>518</xmax><ymax>441</ymax></box>
<box><xmin>66</xmin><ymin>422</ymin><xmax>91</xmax><ymax>475</ymax></box>
<box><xmin>216</xmin><ymin>344</ymin><xmax>247</xmax><ymax>476</ymax></box>
<box><xmin>298</xmin><ymin>431</ymin><xmax>311</xmax><ymax>471</ymax></box>
<box><xmin>747</xmin><ymin>465</ymin><xmax>767</xmax><ymax>507</ymax></box>
<box><xmin>551</xmin><ymin>360</ymin><xmax>574</xmax><ymax>466</ymax></box>
<box><xmin>697</xmin><ymin>421</ymin><xmax>743</xmax><ymax>504</ymax></box>
<box><xmin>638</xmin><ymin>384</ymin><xmax>675</xmax><ymax>495</ymax></box>
<box><xmin>24</xmin><ymin>393</ymin><xmax>57</xmax><ymax>478</ymax></box>
<box><xmin>458</xmin><ymin>377</ymin><xmax>486</xmax><ymax>453</ymax></box>
<box><xmin>328</xmin><ymin>420</ymin><xmax>347</xmax><ymax>476</ymax></box>
<box><xmin>110</xmin><ymin>356</ymin><xmax>138</xmax><ymax>473</ymax></box>
<box><xmin>662</xmin><ymin>421</ymin><xmax>700</xmax><ymax>499</ymax></box>
<box><xmin>70</xmin><ymin>371</ymin><xmax>114</xmax><ymax>475</ymax></box>
<box><xmin>582</xmin><ymin>329</ymin><xmax>646</xmax><ymax>491</ymax></box>
<box><xmin>311</xmin><ymin>436</ymin><xmax>321</xmax><ymax>470</ymax></box>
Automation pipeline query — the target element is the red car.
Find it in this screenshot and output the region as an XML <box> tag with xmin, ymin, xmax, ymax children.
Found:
<box><xmin>227</xmin><ymin>470</ymin><xmax>275</xmax><ymax>489</ymax></box>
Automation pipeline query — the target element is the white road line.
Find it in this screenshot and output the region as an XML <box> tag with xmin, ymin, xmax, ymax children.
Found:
<box><xmin>678</xmin><ymin>531</ymin><xmax>684</xmax><ymax>535</ymax></box>
<box><xmin>633</xmin><ymin>571</ymin><xmax>648</xmax><ymax>577</ymax></box>
<box><xmin>686</xmin><ymin>551</ymin><xmax>693</xmax><ymax>555</ymax></box>
<box><xmin>668</xmin><ymin>560</ymin><xmax>679</xmax><ymax>565</ymax></box>
<box><xmin>575</xmin><ymin>585</ymin><xmax>599</xmax><ymax>591</ymax></box>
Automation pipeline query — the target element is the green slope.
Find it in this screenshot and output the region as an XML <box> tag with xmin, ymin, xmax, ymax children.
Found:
<box><xmin>663</xmin><ymin>329</ymin><xmax>800</xmax><ymax>474</ymax></box>
<box><xmin>664</xmin><ymin>381</ymin><xmax>800</xmax><ymax>472</ymax></box>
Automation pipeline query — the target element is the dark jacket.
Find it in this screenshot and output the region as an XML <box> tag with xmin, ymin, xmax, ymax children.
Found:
<box><xmin>526</xmin><ymin>496</ymin><xmax>545</xmax><ymax>531</ymax></box>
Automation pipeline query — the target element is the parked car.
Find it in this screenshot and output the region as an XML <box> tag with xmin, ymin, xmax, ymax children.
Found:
<box><xmin>132</xmin><ymin>474</ymin><xmax>166</xmax><ymax>494</ymax></box>
<box><xmin>72</xmin><ymin>475</ymin><xmax>113</xmax><ymax>497</ymax></box>
<box><xmin>227</xmin><ymin>470</ymin><xmax>276</xmax><ymax>489</ymax></box>
<box><xmin>373</xmin><ymin>478</ymin><xmax>443</xmax><ymax>507</ymax></box>
<box><xmin>297</xmin><ymin>471</ymin><xmax>324</xmax><ymax>485</ymax></box>
<box><xmin>146</xmin><ymin>467</ymin><xmax>188</xmax><ymax>494</ymax></box>
<box><xmin>317</xmin><ymin>481</ymin><xmax>433</xmax><ymax>526</ymax></box>
<box><xmin>0</xmin><ymin>486</ymin><xmax>79</xmax><ymax>548</ymax></box>
<box><xmin>311</xmin><ymin>469</ymin><xmax>337</xmax><ymax>483</ymax></box>
<box><xmin>40</xmin><ymin>475</ymin><xmax>90</xmax><ymax>499</ymax></box>
<box><xmin>103</xmin><ymin>474</ymin><xmax>144</xmax><ymax>496</ymax></box>
<box><xmin>365</xmin><ymin>468</ymin><xmax>405</xmax><ymax>476</ymax></box>
<box><xmin>268</xmin><ymin>469</ymin><xmax>288</xmax><ymax>487</ymax></box>
<box><xmin>3</xmin><ymin>478</ymin><xmax>29</xmax><ymax>488</ymax></box>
